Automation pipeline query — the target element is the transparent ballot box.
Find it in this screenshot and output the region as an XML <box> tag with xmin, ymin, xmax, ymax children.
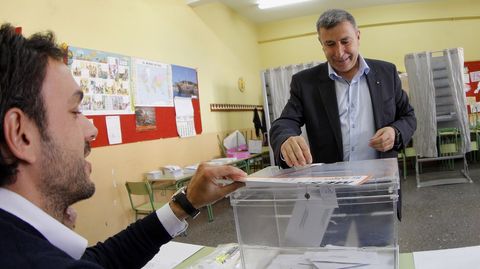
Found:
<box><xmin>230</xmin><ymin>158</ymin><xmax>400</xmax><ymax>269</ymax></box>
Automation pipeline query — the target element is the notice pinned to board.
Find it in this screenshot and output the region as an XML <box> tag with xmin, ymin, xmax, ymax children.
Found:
<box><xmin>105</xmin><ymin>116</ymin><xmax>122</xmax><ymax>144</ymax></box>
<box><xmin>174</xmin><ymin>97</ymin><xmax>196</xmax><ymax>137</ymax></box>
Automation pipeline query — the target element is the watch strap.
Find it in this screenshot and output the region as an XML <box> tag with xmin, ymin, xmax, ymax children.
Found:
<box><xmin>172</xmin><ymin>187</ymin><xmax>200</xmax><ymax>219</ymax></box>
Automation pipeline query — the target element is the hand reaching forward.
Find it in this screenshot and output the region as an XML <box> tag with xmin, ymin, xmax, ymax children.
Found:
<box><xmin>170</xmin><ymin>164</ymin><xmax>246</xmax><ymax>219</ymax></box>
<box><xmin>369</xmin><ymin>126</ymin><xmax>395</xmax><ymax>152</ymax></box>
<box><xmin>280</xmin><ymin>136</ymin><xmax>313</xmax><ymax>167</ymax></box>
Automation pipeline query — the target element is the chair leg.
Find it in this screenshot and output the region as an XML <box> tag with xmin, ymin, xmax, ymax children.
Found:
<box><xmin>207</xmin><ymin>204</ymin><xmax>214</xmax><ymax>222</ymax></box>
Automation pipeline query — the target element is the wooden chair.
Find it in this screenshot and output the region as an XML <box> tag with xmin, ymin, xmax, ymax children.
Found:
<box><xmin>125</xmin><ymin>181</ymin><xmax>165</xmax><ymax>220</ymax></box>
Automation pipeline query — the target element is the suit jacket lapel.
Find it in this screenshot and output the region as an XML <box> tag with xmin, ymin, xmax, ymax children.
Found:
<box><xmin>317</xmin><ymin>67</ymin><xmax>343</xmax><ymax>160</ymax></box>
<box><xmin>366</xmin><ymin>66</ymin><xmax>383</xmax><ymax>130</ymax></box>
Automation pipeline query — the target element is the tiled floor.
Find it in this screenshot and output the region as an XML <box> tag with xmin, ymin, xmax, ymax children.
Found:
<box><xmin>173</xmin><ymin>161</ymin><xmax>480</xmax><ymax>253</ymax></box>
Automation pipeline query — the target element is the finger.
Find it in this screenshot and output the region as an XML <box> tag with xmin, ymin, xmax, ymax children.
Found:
<box><xmin>370</xmin><ymin>139</ymin><xmax>393</xmax><ymax>152</ymax></box>
<box><xmin>218</xmin><ymin>181</ymin><xmax>245</xmax><ymax>197</ymax></box>
<box><xmin>203</xmin><ymin>164</ymin><xmax>247</xmax><ymax>180</ymax></box>
<box><xmin>281</xmin><ymin>142</ymin><xmax>294</xmax><ymax>167</ymax></box>
<box><xmin>282</xmin><ymin>142</ymin><xmax>298</xmax><ymax>167</ymax></box>
<box><xmin>289</xmin><ymin>140</ymin><xmax>306</xmax><ymax>166</ymax></box>
<box><xmin>370</xmin><ymin>129</ymin><xmax>384</xmax><ymax>141</ymax></box>
<box><xmin>297</xmin><ymin>138</ymin><xmax>312</xmax><ymax>164</ymax></box>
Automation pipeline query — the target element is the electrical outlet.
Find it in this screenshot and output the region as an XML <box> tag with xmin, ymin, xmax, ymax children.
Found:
<box><xmin>113</xmin><ymin>199</ymin><xmax>117</xmax><ymax>207</ymax></box>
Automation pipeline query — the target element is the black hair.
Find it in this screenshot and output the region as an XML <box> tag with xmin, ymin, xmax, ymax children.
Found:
<box><xmin>0</xmin><ymin>23</ymin><xmax>65</xmax><ymax>186</ymax></box>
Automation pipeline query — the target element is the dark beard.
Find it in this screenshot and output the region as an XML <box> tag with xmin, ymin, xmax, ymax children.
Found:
<box><xmin>38</xmin><ymin>137</ymin><xmax>95</xmax><ymax>219</ymax></box>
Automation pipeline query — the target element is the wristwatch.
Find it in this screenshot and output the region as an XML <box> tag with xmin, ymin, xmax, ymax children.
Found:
<box><xmin>171</xmin><ymin>186</ymin><xmax>200</xmax><ymax>219</ymax></box>
<box><xmin>392</xmin><ymin>126</ymin><xmax>402</xmax><ymax>149</ymax></box>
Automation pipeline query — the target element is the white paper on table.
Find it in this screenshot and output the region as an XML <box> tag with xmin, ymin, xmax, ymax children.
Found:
<box><xmin>105</xmin><ymin>115</ymin><xmax>122</xmax><ymax>144</ymax></box>
<box><xmin>142</xmin><ymin>241</ymin><xmax>203</xmax><ymax>269</ymax></box>
<box><xmin>284</xmin><ymin>186</ymin><xmax>338</xmax><ymax>246</ymax></box>
<box><xmin>413</xmin><ymin>245</ymin><xmax>480</xmax><ymax>269</ymax></box>
<box><xmin>174</xmin><ymin>97</ymin><xmax>196</xmax><ymax>137</ymax></box>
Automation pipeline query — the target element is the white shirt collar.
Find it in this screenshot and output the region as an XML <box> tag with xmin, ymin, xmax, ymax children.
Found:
<box><xmin>328</xmin><ymin>55</ymin><xmax>370</xmax><ymax>81</ymax></box>
<box><xmin>0</xmin><ymin>187</ymin><xmax>87</xmax><ymax>259</ymax></box>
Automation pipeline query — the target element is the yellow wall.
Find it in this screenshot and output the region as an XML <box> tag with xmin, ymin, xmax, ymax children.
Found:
<box><xmin>0</xmin><ymin>0</ymin><xmax>262</xmax><ymax>243</ymax></box>
<box><xmin>258</xmin><ymin>0</ymin><xmax>480</xmax><ymax>71</ymax></box>
<box><xmin>2</xmin><ymin>0</ymin><xmax>480</xmax><ymax>246</ymax></box>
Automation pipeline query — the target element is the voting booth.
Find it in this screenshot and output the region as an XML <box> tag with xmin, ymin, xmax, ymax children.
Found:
<box><xmin>230</xmin><ymin>158</ymin><xmax>400</xmax><ymax>269</ymax></box>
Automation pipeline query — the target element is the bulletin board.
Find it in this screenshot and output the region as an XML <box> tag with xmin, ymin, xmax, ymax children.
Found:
<box><xmin>465</xmin><ymin>60</ymin><xmax>480</xmax><ymax>102</ymax></box>
<box><xmin>67</xmin><ymin>46</ymin><xmax>202</xmax><ymax>148</ymax></box>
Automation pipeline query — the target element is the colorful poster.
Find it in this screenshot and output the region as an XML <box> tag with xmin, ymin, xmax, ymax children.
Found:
<box><xmin>172</xmin><ymin>65</ymin><xmax>199</xmax><ymax>98</ymax></box>
<box><xmin>132</xmin><ymin>58</ymin><xmax>173</xmax><ymax>107</ymax></box>
<box><xmin>68</xmin><ymin>46</ymin><xmax>134</xmax><ymax>115</ymax></box>
<box><xmin>135</xmin><ymin>107</ymin><xmax>157</xmax><ymax>132</ymax></box>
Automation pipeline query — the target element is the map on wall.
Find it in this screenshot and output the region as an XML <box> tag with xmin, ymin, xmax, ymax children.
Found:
<box><xmin>67</xmin><ymin>46</ymin><xmax>134</xmax><ymax>115</ymax></box>
<box><xmin>132</xmin><ymin>58</ymin><xmax>173</xmax><ymax>107</ymax></box>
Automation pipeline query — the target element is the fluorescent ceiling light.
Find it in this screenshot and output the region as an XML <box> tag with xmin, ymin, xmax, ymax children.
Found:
<box><xmin>257</xmin><ymin>0</ymin><xmax>312</xmax><ymax>9</ymax></box>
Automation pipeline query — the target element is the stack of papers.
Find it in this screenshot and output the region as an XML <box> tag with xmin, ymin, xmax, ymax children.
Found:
<box><xmin>265</xmin><ymin>250</ymin><xmax>382</xmax><ymax>269</ymax></box>
<box><xmin>413</xmin><ymin>245</ymin><xmax>480</xmax><ymax>269</ymax></box>
<box><xmin>142</xmin><ymin>241</ymin><xmax>203</xmax><ymax>269</ymax></box>
<box><xmin>184</xmin><ymin>163</ymin><xmax>199</xmax><ymax>172</ymax></box>
<box><xmin>207</xmin><ymin>157</ymin><xmax>237</xmax><ymax>166</ymax></box>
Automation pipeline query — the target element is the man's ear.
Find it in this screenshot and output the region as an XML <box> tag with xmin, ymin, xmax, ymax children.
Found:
<box><xmin>3</xmin><ymin>108</ymin><xmax>39</xmax><ymax>164</ymax></box>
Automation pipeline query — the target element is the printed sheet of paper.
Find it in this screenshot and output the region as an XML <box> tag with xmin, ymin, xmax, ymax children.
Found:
<box><xmin>245</xmin><ymin>164</ymin><xmax>371</xmax><ymax>186</ymax></box>
<box><xmin>105</xmin><ymin>116</ymin><xmax>122</xmax><ymax>144</ymax></box>
<box><xmin>413</xmin><ymin>245</ymin><xmax>480</xmax><ymax>269</ymax></box>
<box><xmin>247</xmin><ymin>165</ymin><xmax>370</xmax><ymax>186</ymax></box>
<box><xmin>174</xmin><ymin>97</ymin><xmax>196</xmax><ymax>137</ymax></box>
<box><xmin>142</xmin><ymin>241</ymin><xmax>203</xmax><ymax>269</ymax></box>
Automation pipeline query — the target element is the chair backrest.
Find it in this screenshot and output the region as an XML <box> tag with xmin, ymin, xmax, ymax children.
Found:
<box><xmin>125</xmin><ymin>181</ymin><xmax>155</xmax><ymax>211</ymax></box>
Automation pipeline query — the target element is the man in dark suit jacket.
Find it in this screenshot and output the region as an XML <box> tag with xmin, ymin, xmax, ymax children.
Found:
<box><xmin>269</xmin><ymin>9</ymin><xmax>416</xmax><ymax>247</ymax></box>
<box><xmin>270</xmin><ymin>9</ymin><xmax>416</xmax><ymax>168</ymax></box>
<box><xmin>0</xmin><ymin>24</ymin><xmax>246</xmax><ymax>268</ymax></box>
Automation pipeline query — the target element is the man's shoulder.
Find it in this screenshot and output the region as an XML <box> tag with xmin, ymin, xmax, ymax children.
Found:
<box><xmin>365</xmin><ymin>58</ymin><xmax>397</xmax><ymax>70</ymax></box>
<box><xmin>292</xmin><ymin>62</ymin><xmax>328</xmax><ymax>80</ymax></box>
<box><xmin>0</xmin><ymin>209</ymin><xmax>101</xmax><ymax>268</ymax></box>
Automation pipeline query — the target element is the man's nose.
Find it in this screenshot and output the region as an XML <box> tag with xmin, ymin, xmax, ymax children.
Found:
<box><xmin>83</xmin><ymin>116</ymin><xmax>98</xmax><ymax>142</ymax></box>
<box><xmin>334</xmin><ymin>43</ymin><xmax>344</xmax><ymax>57</ymax></box>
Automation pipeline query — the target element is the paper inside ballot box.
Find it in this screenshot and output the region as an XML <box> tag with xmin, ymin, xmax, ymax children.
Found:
<box><xmin>284</xmin><ymin>186</ymin><xmax>338</xmax><ymax>247</ymax></box>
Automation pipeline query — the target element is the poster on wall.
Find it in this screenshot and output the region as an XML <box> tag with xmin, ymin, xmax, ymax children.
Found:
<box><xmin>68</xmin><ymin>46</ymin><xmax>134</xmax><ymax>115</ymax></box>
<box><xmin>172</xmin><ymin>65</ymin><xmax>199</xmax><ymax>99</ymax></box>
<box><xmin>135</xmin><ymin>106</ymin><xmax>157</xmax><ymax>132</ymax></box>
<box><xmin>132</xmin><ymin>58</ymin><xmax>173</xmax><ymax>107</ymax></box>
<box><xmin>464</xmin><ymin>61</ymin><xmax>480</xmax><ymax>128</ymax></box>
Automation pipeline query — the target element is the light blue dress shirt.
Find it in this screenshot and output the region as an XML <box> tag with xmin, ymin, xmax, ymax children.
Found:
<box><xmin>328</xmin><ymin>56</ymin><xmax>378</xmax><ymax>161</ymax></box>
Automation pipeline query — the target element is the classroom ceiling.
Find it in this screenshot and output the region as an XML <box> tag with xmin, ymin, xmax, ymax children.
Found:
<box><xmin>186</xmin><ymin>0</ymin><xmax>438</xmax><ymax>24</ymax></box>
